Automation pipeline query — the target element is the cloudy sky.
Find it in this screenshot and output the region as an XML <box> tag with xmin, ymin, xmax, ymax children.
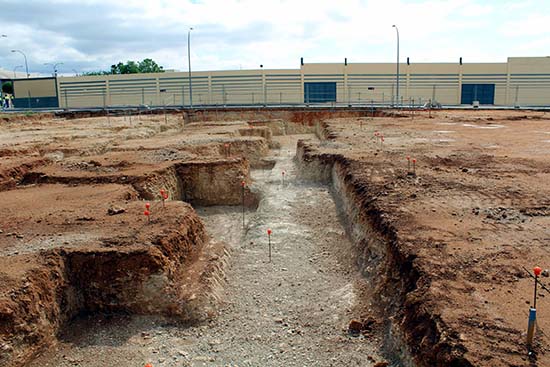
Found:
<box><xmin>0</xmin><ymin>0</ymin><xmax>549</xmax><ymax>76</ymax></box>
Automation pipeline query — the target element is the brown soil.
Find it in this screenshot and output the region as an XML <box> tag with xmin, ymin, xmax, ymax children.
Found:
<box><xmin>297</xmin><ymin>109</ymin><xmax>550</xmax><ymax>366</ymax></box>
<box><xmin>2</xmin><ymin>108</ymin><xmax>549</xmax><ymax>367</ymax></box>
<box><xmin>0</xmin><ymin>114</ymin><xmax>269</xmax><ymax>365</ymax></box>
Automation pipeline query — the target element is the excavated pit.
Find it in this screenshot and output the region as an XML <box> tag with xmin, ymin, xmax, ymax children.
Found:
<box><xmin>16</xmin><ymin>157</ymin><xmax>260</xmax><ymax>209</ymax></box>
<box><xmin>1</xmin><ymin>113</ymin><xmax>415</xmax><ymax>366</ymax></box>
<box><xmin>0</xmin><ymin>196</ymin><xmax>231</xmax><ymax>366</ymax></box>
<box><xmin>296</xmin><ymin>141</ymin><xmax>417</xmax><ymax>365</ymax></box>
<box><xmin>0</xmin><ymin>148</ymin><xmax>263</xmax><ymax>365</ymax></box>
<box><xmin>295</xmin><ymin>133</ymin><xmax>475</xmax><ymax>366</ymax></box>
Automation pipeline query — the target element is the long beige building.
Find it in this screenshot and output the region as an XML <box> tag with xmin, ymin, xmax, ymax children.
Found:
<box><xmin>8</xmin><ymin>56</ymin><xmax>550</xmax><ymax>108</ymax></box>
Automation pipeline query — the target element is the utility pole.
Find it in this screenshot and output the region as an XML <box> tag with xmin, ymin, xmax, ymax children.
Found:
<box><xmin>392</xmin><ymin>25</ymin><xmax>400</xmax><ymax>109</ymax></box>
<box><xmin>11</xmin><ymin>49</ymin><xmax>29</xmax><ymax>78</ymax></box>
<box><xmin>188</xmin><ymin>27</ymin><xmax>193</xmax><ymax>108</ymax></box>
<box><xmin>13</xmin><ymin>65</ymin><xmax>22</xmax><ymax>79</ymax></box>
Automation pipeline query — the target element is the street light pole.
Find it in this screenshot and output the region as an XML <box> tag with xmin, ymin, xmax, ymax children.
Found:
<box><xmin>188</xmin><ymin>27</ymin><xmax>193</xmax><ymax>109</ymax></box>
<box><xmin>54</xmin><ymin>62</ymin><xmax>63</xmax><ymax>77</ymax></box>
<box><xmin>11</xmin><ymin>50</ymin><xmax>29</xmax><ymax>78</ymax></box>
<box><xmin>13</xmin><ymin>65</ymin><xmax>22</xmax><ymax>79</ymax></box>
<box><xmin>44</xmin><ymin>62</ymin><xmax>64</xmax><ymax>77</ymax></box>
<box><xmin>392</xmin><ymin>25</ymin><xmax>400</xmax><ymax>108</ymax></box>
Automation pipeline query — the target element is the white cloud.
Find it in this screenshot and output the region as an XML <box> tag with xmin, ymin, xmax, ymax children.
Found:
<box><xmin>0</xmin><ymin>0</ymin><xmax>548</xmax><ymax>75</ymax></box>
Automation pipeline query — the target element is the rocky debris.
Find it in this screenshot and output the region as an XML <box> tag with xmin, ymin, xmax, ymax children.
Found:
<box><xmin>348</xmin><ymin>319</ymin><xmax>363</xmax><ymax>335</ymax></box>
<box><xmin>107</xmin><ymin>206</ymin><xmax>126</xmax><ymax>215</ymax></box>
<box><xmin>348</xmin><ymin>316</ymin><xmax>378</xmax><ymax>336</ymax></box>
<box><xmin>361</xmin><ymin>316</ymin><xmax>377</xmax><ymax>334</ymax></box>
<box><xmin>479</xmin><ymin>207</ymin><xmax>527</xmax><ymax>224</ymax></box>
<box><xmin>520</xmin><ymin>206</ymin><xmax>550</xmax><ymax>217</ymax></box>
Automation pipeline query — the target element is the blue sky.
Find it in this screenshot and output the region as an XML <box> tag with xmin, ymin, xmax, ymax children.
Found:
<box><xmin>0</xmin><ymin>0</ymin><xmax>549</xmax><ymax>76</ymax></box>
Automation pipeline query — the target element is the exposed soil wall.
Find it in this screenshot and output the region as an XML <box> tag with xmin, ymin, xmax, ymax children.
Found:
<box><xmin>52</xmin><ymin>107</ymin><xmax>389</xmax><ymax>123</ymax></box>
<box><xmin>13</xmin><ymin>158</ymin><xmax>256</xmax><ymax>207</ymax></box>
<box><xmin>296</xmin><ymin>139</ymin><xmax>471</xmax><ymax>367</ymax></box>
<box><xmin>238</xmin><ymin>126</ymin><xmax>272</xmax><ymax>140</ymax></box>
<box><xmin>132</xmin><ymin>165</ymin><xmax>183</xmax><ymax>200</ymax></box>
<box><xmin>0</xmin><ymin>202</ymin><xmax>226</xmax><ymax>367</ymax></box>
<box><xmin>188</xmin><ymin>108</ymin><xmax>376</xmax><ymax>123</ymax></box>
<box><xmin>176</xmin><ymin>158</ymin><xmax>253</xmax><ymax>206</ymax></box>
<box><xmin>0</xmin><ymin>113</ymin><xmax>56</xmax><ymax>123</ymax></box>
<box><xmin>216</xmin><ymin>138</ymin><xmax>270</xmax><ymax>168</ymax></box>
<box><xmin>0</xmin><ymin>158</ymin><xmax>49</xmax><ymax>191</ymax></box>
<box><xmin>248</xmin><ymin>119</ymin><xmax>316</xmax><ymax>135</ymax></box>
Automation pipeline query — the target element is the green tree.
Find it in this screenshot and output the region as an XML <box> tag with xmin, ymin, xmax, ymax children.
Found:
<box><xmin>81</xmin><ymin>59</ymin><xmax>165</xmax><ymax>76</ymax></box>
<box><xmin>110</xmin><ymin>59</ymin><xmax>164</xmax><ymax>74</ymax></box>
<box><xmin>1</xmin><ymin>81</ymin><xmax>13</xmax><ymax>94</ymax></box>
<box><xmin>138</xmin><ymin>58</ymin><xmax>164</xmax><ymax>73</ymax></box>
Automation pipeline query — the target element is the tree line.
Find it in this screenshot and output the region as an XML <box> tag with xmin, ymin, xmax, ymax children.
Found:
<box><xmin>82</xmin><ymin>58</ymin><xmax>165</xmax><ymax>76</ymax></box>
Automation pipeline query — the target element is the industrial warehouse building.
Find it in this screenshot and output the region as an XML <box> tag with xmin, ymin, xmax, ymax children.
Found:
<box><xmin>6</xmin><ymin>56</ymin><xmax>550</xmax><ymax>109</ymax></box>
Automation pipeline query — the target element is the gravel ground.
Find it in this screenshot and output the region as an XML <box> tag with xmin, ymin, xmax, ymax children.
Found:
<box><xmin>30</xmin><ymin>134</ymin><xmax>387</xmax><ymax>367</ymax></box>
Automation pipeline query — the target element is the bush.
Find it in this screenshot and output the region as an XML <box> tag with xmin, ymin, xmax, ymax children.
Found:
<box><xmin>2</xmin><ymin>81</ymin><xmax>13</xmax><ymax>94</ymax></box>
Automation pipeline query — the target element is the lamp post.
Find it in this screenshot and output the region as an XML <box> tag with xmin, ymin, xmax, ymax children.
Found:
<box><xmin>45</xmin><ymin>62</ymin><xmax>63</xmax><ymax>77</ymax></box>
<box><xmin>187</xmin><ymin>27</ymin><xmax>193</xmax><ymax>108</ymax></box>
<box><xmin>54</xmin><ymin>62</ymin><xmax>63</xmax><ymax>77</ymax></box>
<box><xmin>11</xmin><ymin>49</ymin><xmax>29</xmax><ymax>78</ymax></box>
<box><xmin>392</xmin><ymin>25</ymin><xmax>400</xmax><ymax>108</ymax></box>
<box><xmin>13</xmin><ymin>65</ymin><xmax>22</xmax><ymax>79</ymax></box>
<box><xmin>261</xmin><ymin>64</ymin><xmax>266</xmax><ymax>106</ymax></box>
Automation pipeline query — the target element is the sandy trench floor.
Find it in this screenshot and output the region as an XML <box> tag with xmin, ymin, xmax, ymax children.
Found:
<box><xmin>28</xmin><ymin>134</ymin><xmax>388</xmax><ymax>367</ymax></box>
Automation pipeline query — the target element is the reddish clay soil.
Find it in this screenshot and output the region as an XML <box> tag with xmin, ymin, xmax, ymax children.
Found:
<box><xmin>2</xmin><ymin>109</ymin><xmax>550</xmax><ymax>367</ymax></box>
<box><xmin>299</xmin><ymin>109</ymin><xmax>550</xmax><ymax>366</ymax></box>
<box><xmin>0</xmin><ymin>114</ymin><xmax>260</xmax><ymax>365</ymax></box>
<box><xmin>0</xmin><ymin>111</ymin><xmax>341</xmax><ymax>366</ymax></box>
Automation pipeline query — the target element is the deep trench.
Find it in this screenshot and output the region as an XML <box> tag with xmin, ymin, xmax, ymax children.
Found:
<box><xmin>27</xmin><ymin>133</ymin><xmax>398</xmax><ymax>367</ymax></box>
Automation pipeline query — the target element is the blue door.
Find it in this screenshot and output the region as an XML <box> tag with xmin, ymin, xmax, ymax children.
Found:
<box><xmin>461</xmin><ymin>84</ymin><xmax>495</xmax><ymax>104</ymax></box>
<box><xmin>304</xmin><ymin>82</ymin><xmax>337</xmax><ymax>103</ymax></box>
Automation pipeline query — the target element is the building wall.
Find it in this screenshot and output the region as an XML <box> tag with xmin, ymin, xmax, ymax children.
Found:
<box><xmin>508</xmin><ymin>57</ymin><xmax>550</xmax><ymax>106</ymax></box>
<box><xmin>13</xmin><ymin>77</ymin><xmax>59</xmax><ymax>108</ymax></box>
<box><xmin>54</xmin><ymin>57</ymin><xmax>550</xmax><ymax>108</ymax></box>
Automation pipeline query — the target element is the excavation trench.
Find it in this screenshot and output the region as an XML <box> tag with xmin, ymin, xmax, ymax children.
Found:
<box><xmin>26</xmin><ymin>133</ymin><xmax>392</xmax><ymax>366</ymax></box>
<box><xmin>296</xmin><ymin>126</ymin><xmax>474</xmax><ymax>366</ymax></box>
<box><xmin>0</xmin><ymin>200</ymin><xmax>233</xmax><ymax>366</ymax></box>
<box><xmin>1</xmin><ymin>156</ymin><xmax>261</xmax><ymax>366</ymax></box>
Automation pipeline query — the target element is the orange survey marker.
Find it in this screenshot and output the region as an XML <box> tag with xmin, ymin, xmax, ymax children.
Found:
<box><xmin>144</xmin><ymin>202</ymin><xmax>151</xmax><ymax>222</ymax></box>
<box><xmin>160</xmin><ymin>189</ymin><xmax>168</xmax><ymax>208</ymax></box>
<box><xmin>527</xmin><ymin>266</ymin><xmax>543</xmax><ymax>349</ymax></box>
